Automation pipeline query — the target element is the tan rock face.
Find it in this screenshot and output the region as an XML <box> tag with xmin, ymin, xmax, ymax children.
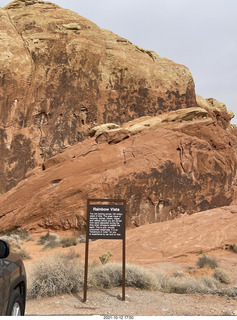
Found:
<box><xmin>0</xmin><ymin>0</ymin><xmax>197</xmax><ymax>193</ymax></box>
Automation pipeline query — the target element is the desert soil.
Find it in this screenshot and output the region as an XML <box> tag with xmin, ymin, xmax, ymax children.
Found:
<box><xmin>25</xmin><ymin>287</ymin><xmax>237</xmax><ymax>316</ymax></box>
<box><xmin>21</xmin><ymin>234</ymin><xmax>237</xmax><ymax>317</ymax></box>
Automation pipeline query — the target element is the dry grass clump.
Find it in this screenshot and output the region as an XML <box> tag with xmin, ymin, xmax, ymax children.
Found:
<box><xmin>12</xmin><ymin>246</ymin><xmax>32</xmax><ymax>260</ymax></box>
<box><xmin>231</xmin><ymin>244</ymin><xmax>237</xmax><ymax>253</ymax></box>
<box><xmin>27</xmin><ymin>256</ymin><xmax>237</xmax><ymax>300</ymax></box>
<box><xmin>37</xmin><ymin>232</ymin><xmax>60</xmax><ymax>246</ymax></box>
<box><xmin>0</xmin><ymin>228</ymin><xmax>33</xmax><ymax>243</ymax></box>
<box><xmin>213</xmin><ymin>268</ymin><xmax>231</xmax><ymax>284</ymax></box>
<box><xmin>37</xmin><ymin>233</ymin><xmax>78</xmax><ymax>250</ymax></box>
<box><xmin>61</xmin><ymin>237</ymin><xmax>78</xmax><ymax>248</ymax></box>
<box><xmin>27</xmin><ymin>253</ymin><xmax>83</xmax><ymax>299</ymax></box>
<box><xmin>196</xmin><ymin>255</ymin><xmax>219</xmax><ymax>269</ymax></box>
<box><xmin>89</xmin><ymin>263</ymin><xmax>158</xmax><ymax>290</ymax></box>
<box><xmin>154</xmin><ymin>272</ymin><xmax>220</xmax><ymax>294</ymax></box>
<box><xmin>0</xmin><ymin>233</ymin><xmax>32</xmax><ymax>260</ymax></box>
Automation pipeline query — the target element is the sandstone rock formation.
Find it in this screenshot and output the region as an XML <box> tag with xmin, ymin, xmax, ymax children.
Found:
<box><xmin>0</xmin><ymin>0</ymin><xmax>237</xmax><ymax>233</ymax></box>
<box><xmin>87</xmin><ymin>205</ymin><xmax>237</xmax><ymax>263</ymax></box>
<box><xmin>0</xmin><ymin>107</ymin><xmax>237</xmax><ymax>232</ymax></box>
<box><xmin>0</xmin><ymin>0</ymin><xmax>197</xmax><ymax>194</ymax></box>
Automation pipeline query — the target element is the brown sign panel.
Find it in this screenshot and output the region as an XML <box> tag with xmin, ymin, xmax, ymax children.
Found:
<box><xmin>84</xmin><ymin>199</ymin><xmax>126</xmax><ymax>302</ymax></box>
<box><xmin>88</xmin><ymin>204</ymin><xmax>125</xmax><ymax>239</ymax></box>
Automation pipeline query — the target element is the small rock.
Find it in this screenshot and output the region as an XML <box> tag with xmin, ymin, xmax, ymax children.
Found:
<box><xmin>117</xmin><ymin>294</ymin><xmax>130</xmax><ymax>301</ymax></box>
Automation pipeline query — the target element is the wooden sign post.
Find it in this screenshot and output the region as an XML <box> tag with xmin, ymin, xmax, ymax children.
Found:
<box><xmin>84</xmin><ymin>199</ymin><xmax>126</xmax><ymax>302</ymax></box>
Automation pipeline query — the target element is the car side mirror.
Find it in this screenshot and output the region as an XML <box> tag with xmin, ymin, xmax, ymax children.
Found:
<box><xmin>0</xmin><ymin>240</ymin><xmax>10</xmax><ymax>259</ymax></box>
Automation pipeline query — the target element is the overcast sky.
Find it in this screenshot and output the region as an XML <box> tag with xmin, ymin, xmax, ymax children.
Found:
<box><xmin>1</xmin><ymin>0</ymin><xmax>237</xmax><ymax>123</ymax></box>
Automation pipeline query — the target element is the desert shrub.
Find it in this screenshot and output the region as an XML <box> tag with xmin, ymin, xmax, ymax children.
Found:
<box><xmin>27</xmin><ymin>253</ymin><xmax>83</xmax><ymax>299</ymax></box>
<box><xmin>9</xmin><ymin>242</ymin><xmax>31</xmax><ymax>260</ymax></box>
<box><xmin>213</xmin><ymin>268</ymin><xmax>231</xmax><ymax>284</ymax></box>
<box><xmin>43</xmin><ymin>240</ymin><xmax>61</xmax><ymax>250</ymax></box>
<box><xmin>37</xmin><ymin>232</ymin><xmax>60</xmax><ymax>245</ymax></box>
<box><xmin>63</xmin><ymin>248</ymin><xmax>80</xmax><ymax>260</ymax></box>
<box><xmin>27</xmin><ymin>257</ymin><xmax>237</xmax><ymax>300</ymax></box>
<box><xmin>125</xmin><ymin>264</ymin><xmax>158</xmax><ymax>290</ymax></box>
<box><xmin>196</xmin><ymin>255</ymin><xmax>219</xmax><ymax>268</ymax></box>
<box><xmin>99</xmin><ymin>250</ymin><xmax>113</xmax><ymax>264</ymax></box>
<box><xmin>173</xmin><ymin>270</ymin><xmax>185</xmax><ymax>278</ymax></box>
<box><xmin>90</xmin><ymin>263</ymin><xmax>157</xmax><ymax>290</ymax></box>
<box><xmin>159</xmin><ymin>276</ymin><xmax>220</xmax><ymax>294</ymax></box>
<box><xmin>0</xmin><ymin>239</ymin><xmax>31</xmax><ymax>260</ymax></box>
<box><xmin>154</xmin><ymin>271</ymin><xmax>172</xmax><ymax>292</ymax></box>
<box><xmin>78</xmin><ymin>235</ymin><xmax>86</xmax><ymax>243</ymax></box>
<box><xmin>231</xmin><ymin>244</ymin><xmax>237</xmax><ymax>253</ymax></box>
<box><xmin>217</xmin><ymin>287</ymin><xmax>237</xmax><ymax>297</ymax></box>
<box><xmin>0</xmin><ymin>228</ymin><xmax>33</xmax><ymax>242</ymax></box>
<box><xmin>38</xmin><ymin>233</ymin><xmax>78</xmax><ymax>249</ymax></box>
<box><xmin>0</xmin><ymin>234</ymin><xmax>21</xmax><ymax>244</ymax></box>
<box><xmin>61</xmin><ymin>237</ymin><xmax>78</xmax><ymax>248</ymax></box>
<box><xmin>13</xmin><ymin>247</ymin><xmax>32</xmax><ymax>260</ymax></box>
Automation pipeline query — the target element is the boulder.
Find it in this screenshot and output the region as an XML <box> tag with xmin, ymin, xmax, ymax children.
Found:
<box><xmin>196</xmin><ymin>95</ymin><xmax>233</xmax><ymax>128</ymax></box>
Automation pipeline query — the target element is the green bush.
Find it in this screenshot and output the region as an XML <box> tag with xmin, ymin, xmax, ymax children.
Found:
<box><xmin>196</xmin><ymin>255</ymin><xmax>219</xmax><ymax>268</ymax></box>
<box><xmin>99</xmin><ymin>250</ymin><xmax>113</xmax><ymax>264</ymax></box>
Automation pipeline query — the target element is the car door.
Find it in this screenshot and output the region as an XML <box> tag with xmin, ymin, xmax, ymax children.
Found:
<box><xmin>0</xmin><ymin>258</ymin><xmax>4</xmax><ymax>315</ymax></box>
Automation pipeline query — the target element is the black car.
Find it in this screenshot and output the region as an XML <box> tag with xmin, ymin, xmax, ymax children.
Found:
<box><xmin>0</xmin><ymin>240</ymin><xmax>27</xmax><ymax>316</ymax></box>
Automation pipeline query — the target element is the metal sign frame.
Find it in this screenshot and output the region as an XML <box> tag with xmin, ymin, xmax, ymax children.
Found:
<box><xmin>83</xmin><ymin>199</ymin><xmax>126</xmax><ymax>302</ymax></box>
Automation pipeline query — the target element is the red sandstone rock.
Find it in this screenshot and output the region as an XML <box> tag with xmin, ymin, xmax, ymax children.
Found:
<box><xmin>0</xmin><ymin>113</ymin><xmax>236</xmax><ymax>232</ymax></box>
<box><xmin>0</xmin><ymin>0</ymin><xmax>237</xmax><ymax>234</ymax></box>
<box><xmin>0</xmin><ymin>0</ymin><xmax>197</xmax><ymax>193</ymax></box>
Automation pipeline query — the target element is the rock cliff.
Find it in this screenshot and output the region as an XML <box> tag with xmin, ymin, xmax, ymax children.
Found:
<box><xmin>0</xmin><ymin>106</ymin><xmax>236</xmax><ymax>231</ymax></box>
<box><xmin>0</xmin><ymin>0</ymin><xmax>196</xmax><ymax>193</ymax></box>
<box><xmin>0</xmin><ymin>0</ymin><xmax>237</xmax><ymax>232</ymax></box>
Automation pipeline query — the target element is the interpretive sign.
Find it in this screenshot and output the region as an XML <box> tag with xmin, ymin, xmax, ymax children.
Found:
<box><xmin>84</xmin><ymin>199</ymin><xmax>126</xmax><ymax>302</ymax></box>
<box><xmin>88</xmin><ymin>204</ymin><xmax>125</xmax><ymax>239</ymax></box>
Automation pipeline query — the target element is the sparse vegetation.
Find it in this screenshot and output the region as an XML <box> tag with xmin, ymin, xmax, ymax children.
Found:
<box><xmin>37</xmin><ymin>232</ymin><xmax>60</xmax><ymax>245</ymax></box>
<box><xmin>196</xmin><ymin>255</ymin><xmax>219</xmax><ymax>269</ymax></box>
<box><xmin>213</xmin><ymin>268</ymin><xmax>231</xmax><ymax>284</ymax></box>
<box><xmin>37</xmin><ymin>233</ymin><xmax>78</xmax><ymax>250</ymax></box>
<box><xmin>162</xmin><ymin>276</ymin><xmax>221</xmax><ymax>294</ymax></box>
<box><xmin>0</xmin><ymin>228</ymin><xmax>33</xmax><ymax>242</ymax></box>
<box><xmin>27</xmin><ymin>255</ymin><xmax>237</xmax><ymax>300</ymax></box>
<box><xmin>231</xmin><ymin>244</ymin><xmax>237</xmax><ymax>253</ymax></box>
<box><xmin>61</xmin><ymin>237</ymin><xmax>78</xmax><ymax>248</ymax></box>
<box><xmin>173</xmin><ymin>270</ymin><xmax>185</xmax><ymax>278</ymax></box>
<box><xmin>27</xmin><ymin>253</ymin><xmax>83</xmax><ymax>299</ymax></box>
<box><xmin>13</xmin><ymin>246</ymin><xmax>32</xmax><ymax>260</ymax></box>
<box><xmin>99</xmin><ymin>250</ymin><xmax>113</xmax><ymax>264</ymax></box>
<box><xmin>90</xmin><ymin>263</ymin><xmax>157</xmax><ymax>290</ymax></box>
<box><xmin>43</xmin><ymin>239</ymin><xmax>61</xmax><ymax>250</ymax></box>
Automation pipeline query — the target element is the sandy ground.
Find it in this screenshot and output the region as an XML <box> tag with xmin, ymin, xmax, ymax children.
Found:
<box><xmin>25</xmin><ymin>287</ymin><xmax>237</xmax><ymax>316</ymax></box>
<box><xmin>20</xmin><ymin>234</ymin><xmax>237</xmax><ymax>316</ymax></box>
